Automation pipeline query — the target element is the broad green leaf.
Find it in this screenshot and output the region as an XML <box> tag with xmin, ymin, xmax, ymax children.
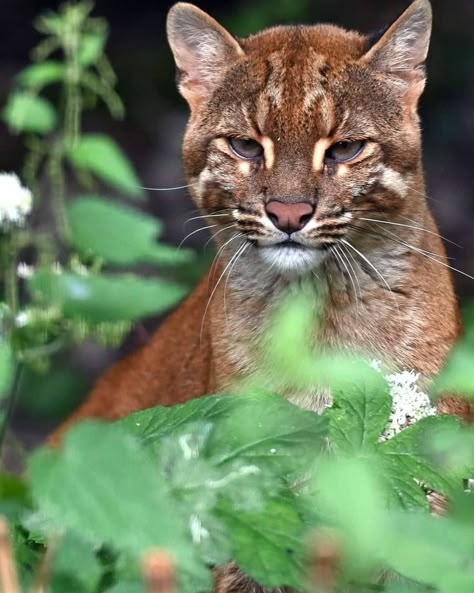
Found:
<box><xmin>377</xmin><ymin>416</ymin><xmax>464</xmax><ymax>510</ymax></box>
<box><xmin>120</xmin><ymin>391</ymin><xmax>327</xmax><ymax>480</ymax></box>
<box><xmin>17</xmin><ymin>61</ymin><xmax>64</xmax><ymax>89</ymax></box>
<box><xmin>66</xmin><ymin>134</ymin><xmax>144</xmax><ymax>199</ymax></box>
<box><xmin>28</xmin><ymin>422</ymin><xmax>209</xmax><ymax>587</ymax></box>
<box><xmin>434</xmin><ymin>340</ymin><xmax>474</xmax><ymax>398</ymax></box>
<box><xmin>68</xmin><ymin>196</ymin><xmax>193</xmax><ymax>266</ymax></box>
<box><xmin>28</xmin><ymin>270</ymin><xmax>187</xmax><ymax>322</ymax></box>
<box><xmin>3</xmin><ymin>92</ymin><xmax>57</xmax><ymax>134</ymax></box>
<box><xmin>50</xmin><ymin>533</ymin><xmax>102</xmax><ymax>593</ymax></box>
<box><xmin>327</xmin><ymin>379</ymin><xmax>391</xmax><ymax>455</ymax></box>
<box><xmin>216</xmin><ymin>493</ymin><xmax>305</xmax><ymax>588</ymax></box>
<box><xmin>0</xmin><ymin>340</ymin><xmax>13</xmax><ymax>399</ymax></box>
<box><xmin>311</xmin><ymin>458</ymin><xmax>386</xmax><ymax>579</ymax></box>
<box><xmin>78</xmin><ymin>32</ymin><xmax>107</xmax><ymax>66</ymax></box>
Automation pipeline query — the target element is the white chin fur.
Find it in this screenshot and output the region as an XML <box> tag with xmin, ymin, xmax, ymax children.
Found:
<box><xmin>258</xmin><ymin>245</ymin><xmax>326</xmax><ymax>275</ymax></box>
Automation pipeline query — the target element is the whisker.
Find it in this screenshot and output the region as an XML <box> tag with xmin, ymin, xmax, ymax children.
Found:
<box><xmin>208</xmin><ymin>232</ymin><xmax>243</xmax><ymax>288</ymax></box>
<box><xmin>205</xmin><ymin>223</ymin><xmax>238</xmax><ymax>248</ymax></box>
<box><xmin>223</xmin><ymin>242</ymin><xmax>250</xmax><ymax>321</ymax></box>
<box><xmin>340</xmin><ymin>238</ymin><xmax>401</xmax><ymax>318</ymax></box>
<box><xmin>178</xmin><ymin>224</ymin><xmax>217</xmax><ymax>249</ymax></box>
<box><xmin>140</xmin><ymin>183</ymin><xmax>195</xmax><ymax>192</ymax></box>
<box><xmin>201</xmin><ymin>237</ymin><xmax>245</xmax><ymax>343</ymax></box>
<box><xmin>333</xmin><ymin>244</ymin><xmax>361</xmax><ymax>306</ymax></box>
<box><xmin>359</xmin><ymin>216</ymin><xmax>461</xmax><ymax>248</ymax></box>
<box><xmin>184</xmin><ymin>210</ymin><xmax>234</xmax><ymax>226</ymax></box>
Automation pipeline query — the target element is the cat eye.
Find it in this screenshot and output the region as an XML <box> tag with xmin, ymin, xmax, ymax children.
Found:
<box><xmin>325</xmin><ymin>140</ymin><xmax>365</xmax><ymax>164</ymax></box>
<box><xmin>228</xmin><ymin>137</ymin><xmax>264</xmax><ymax>160</ymax></box>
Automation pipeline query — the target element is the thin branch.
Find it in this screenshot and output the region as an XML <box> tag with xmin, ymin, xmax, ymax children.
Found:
<box><xmin>0</xmin><ymin>517</ymin><xmax>20</xmax><ymax>593</ymax></box>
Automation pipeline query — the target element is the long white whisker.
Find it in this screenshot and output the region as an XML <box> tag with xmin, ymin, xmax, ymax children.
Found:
<box><xmin>178</xmin><ymin>224</ymin><xmax>217</xmax><ymax>249</ymax></box>
<box><xmin>334</xmin><ymin>244</ymin><xmax>361</xmax><ymax>309</ymax></box>
<box><xmin>359</xmin><ymin>217</ymin><xmax>461</xmax><ymax>248</ymax></box>
<box><xmin>140</xmin><ymin>183</ymin><xmax>194</xmax><ymax>191</ymax></box>
<box><xmin>223</xmin><ymin>242</ymin><xmax>250</xmax><ymax>322</ymax></box>
<box><xmin>205</xmin><ymin>223</ymin><xmax>238</xmax><ymax>248</ymax></box>
<box><xmin>184</xmin><ymin>211</ymin><xmax>234</xmax><ymax>225</ymax></box>
<box><xmin>340</xmin><ymin>238</ymin><xmax>401</xmax><ymax>318</ymax></box>
<box><xmin>208</xmin><ymin>232</ymin><xmax>243</xmax><ymax>289</ymax></box>
<box><xmin>201</xmin><ymin>237</ymin><xmax>245</xmax><ymax>343</ymax></box>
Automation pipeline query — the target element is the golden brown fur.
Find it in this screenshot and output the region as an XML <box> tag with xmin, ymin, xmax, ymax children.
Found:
<box><xmin>51</xmin><ymin>0</ymin><xmax>468</xmax><ymax>441</ymax></box>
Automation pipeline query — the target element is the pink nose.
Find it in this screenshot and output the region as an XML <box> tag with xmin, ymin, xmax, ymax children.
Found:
<box><xmin>265</xmin><ymin>201</ymin><xmax>314</xmax><ymax>233</ymax></box>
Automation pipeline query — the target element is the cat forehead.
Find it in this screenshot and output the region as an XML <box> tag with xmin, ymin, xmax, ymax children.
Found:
<box><xmin>213</xmin><ymin>26</ymin><xmax>381</xmax><ymax>142</ymax></box>
<box><xmin>240</xmin><ymin>24</ymin><xmax>367</xmax><ymax>61</ymax></box>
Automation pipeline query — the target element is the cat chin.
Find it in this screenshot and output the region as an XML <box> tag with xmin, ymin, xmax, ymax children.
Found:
<box><xmin>257</xmin><ymin>245</ymin><xmax>326</xmax><ymax>276</ymax></box>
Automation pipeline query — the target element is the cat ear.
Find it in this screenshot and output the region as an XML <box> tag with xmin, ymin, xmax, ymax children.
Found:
<box><xmin>362</xmin><ymin>0</ymin><xmax>432</xmax><ymax>101</ymax></box>
<box><xmin>167</xmin><ymin>3</ymin><xmax>244</xmax><ymax>110</ymax></box>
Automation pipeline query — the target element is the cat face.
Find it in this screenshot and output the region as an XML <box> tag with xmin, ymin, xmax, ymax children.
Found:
<box><xmin>168</xmin><ymin>1</ymin><xmax>432</xmax><ymax>275</ymax></box>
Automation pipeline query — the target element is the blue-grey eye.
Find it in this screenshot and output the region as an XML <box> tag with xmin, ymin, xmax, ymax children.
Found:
<box><xmin>325</xmin><ymin>140</ymin><xmax>365</xmax><ymax>163</ymax></box>
<box><xmin>228</xmin><ymin>137</ymin><xmax>263</xmax><ymax>160</ymax></box>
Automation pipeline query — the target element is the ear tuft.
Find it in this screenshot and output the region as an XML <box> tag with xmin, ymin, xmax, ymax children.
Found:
<box><xmin>167</xmin><ymin>3</ymin><xmax>243</xmax><ymax>110</ymax></box>
<box><xmin>363</xmin><ymin>0</ymin><xmax>432</xmax><ymax>77</ymax></box>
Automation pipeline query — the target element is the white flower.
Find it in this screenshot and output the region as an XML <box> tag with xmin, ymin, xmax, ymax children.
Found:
<box><xmin>371</xmin><ymin>361</ymin><xmax>437</xmax><ymax>441</ymax></box>
<box><xmin>0</xmin><ymin>172</ymin><xmax>33</xmax><ymax>228</ymax></box>
<box><xmin>17</xmin><ymin>263</ymin><xmax>34</xmax><ymax>278</ymax></box>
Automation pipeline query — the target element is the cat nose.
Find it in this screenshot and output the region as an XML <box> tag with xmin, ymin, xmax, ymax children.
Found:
<box><xmin>265</xmin><ymin>201</ymin><xmax>314</xmax><ymax>233</ymax></box>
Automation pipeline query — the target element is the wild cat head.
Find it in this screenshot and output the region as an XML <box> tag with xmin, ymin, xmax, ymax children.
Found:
<box><xmin>167</xmin><ymin>0</ymin><xmax>432</xmax><ymax>276</ymax></box>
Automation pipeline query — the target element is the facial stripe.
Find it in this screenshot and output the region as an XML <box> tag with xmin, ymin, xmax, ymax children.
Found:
<box><xmin>312</xmin><ymin>138</ymin><xmax>331</xmax><ymax>172</ymax></box>
<box><xmin>261</xmin><ymin>136</ymin><xmax>275</xmax><ymax>169</ymax></box>
<box><xmin>378</xmin><ymin>165</ymin><xmax>409</xmax><ymax>198</ymax></box>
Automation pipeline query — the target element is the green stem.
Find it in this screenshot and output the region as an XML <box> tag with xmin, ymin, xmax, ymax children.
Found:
<box><xmin>48</xmin><ymin>147</ymin><xmax>70</xmax><ymax>243</ymax></box>
<box><xmin>0</xmin><ymin>364</ymin><xmax>23</xmax><ymax>460</ymax></box>
<box><xmin>2</xmin><ymin>232</ymin><xmax>19</xmax><ymax>316</ymax></box>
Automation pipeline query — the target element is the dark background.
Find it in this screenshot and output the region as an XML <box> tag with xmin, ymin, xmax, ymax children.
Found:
<box><xmin>1</xmin><ymin>0</ymin><xmax>473</xmax><ymax>445</ymax></box>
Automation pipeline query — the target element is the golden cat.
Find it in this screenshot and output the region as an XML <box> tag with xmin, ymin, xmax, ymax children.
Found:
<box><xmin>52</xmin><ymin>0</ymin><xmax>470</xmax><ymax>441</ymax></box>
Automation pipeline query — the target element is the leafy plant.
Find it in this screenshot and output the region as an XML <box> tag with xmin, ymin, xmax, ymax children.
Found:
<box><xmin>0</xmin><ymin>1</ymin><xmax>193</xmax><ymax>454</ymax></box>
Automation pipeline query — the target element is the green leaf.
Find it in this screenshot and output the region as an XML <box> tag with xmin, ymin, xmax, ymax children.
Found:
<box><xmin>377</xmin><ymin>416</ymin><xmax>465</xmax><ymax>510</ymax></box>
<box><xmin>119</xmin><ymin>391</ymin><xmax>328</xmax><ymax>480</ymax></box>
<box><xmin>17</xmin><ymin>61</ymin><xmax>64</xmax><ymax>89</ymax></box>
<box><xmin>78</xmin><ymin>32</ymin><xmax>107</xmax><ymax>66</ymax></box>
<box><xmin>28</xmin><ymin>270</ymin><xmax>187</xmax><ymax>322</ymax></box>
<box><xmin>327</xmin><ymin>378</ymin><xmax>392</xmax><ymax>455</ymax></box>
<box><xmin>0</xmin><ymin>472</ymin><xmax>30</xmax><ymax>521</ymax></box>
<box><xmin>66</xmin><ymin>135</ymin><xmax>144</xmax><ymax>199</ymax></box>
<box><xmin>434</xmin><ymin>340</ymin><xmax>474</xmax><ymax>398</ymax></box>
<box><xmin>50</xmin><ymin>533</ymin><xmax>102</xmax><ymax>593</ymax></box>
<box><xmin>28</xmin><ymin>422</ymin><xmax>209</xmax><ymax>588</ymax></box>
<box><xmin>216</xmin><ymin>493</ymin><xmax>305</xmax><ymax>588</ymax></box>
<box><xmin>68</xmin><ymin>196</ymin><xmax>193</xmax><ymax>266</ymax></box>
<box><xmin>3</xmin><ymin>92</ymin><xmax>57</xmax><ymax>134</ymax></box>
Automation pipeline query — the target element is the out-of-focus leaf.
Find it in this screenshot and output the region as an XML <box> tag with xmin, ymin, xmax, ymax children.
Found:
<box><xmin>78</xmin><ymin>32</ymin><xmax>107</xmax><ymax>66</ymax></box>
<box><xmin>68</xmin><ymin>196</ymin><xmax>193</xmax><ymax>265</ymax></box>
<box><xmin>377</xmin><ymin>416</ymin><xmax>465</xmax><ymax>510</ymax></box>
<box><xmin>327</xmin><ymin>379</ymin><xmax>391</xmax><ymax>455</ymax></box>
<box><xmin>216</xmin><ymin>493</ymin><xmax>305</xmax><ymax>588</ymax></box>
<box><xmin>119</xmin><ymin>391</ymin><xmax>328</xmax><ymax>480</ymax></box>
<box><xmin>434</xmin><ymin>340</ymin><xmax>474</xmax><ymax>398</ymax></box>
<box><xmin>66</xmin><ymin>134</ymin><xmax>144</xmax><ymax>199</ymax></box>
<box><xmin>28</xmin><ymin>270</ymin><xmax>187</xmax><ymax>322</ymax></box>
<box><xmin>0</xmin><ymin>472</ymin><xmax>30</xmax><ymax>521</ymax></box>
<box><xmin>28</xmin><ymin>422</ymin><xmax>210</xmax><ymax>588</ymax></box>
<box><xmin>17</xmin><ymin>61</ymin><xmax>64</xmax><ymax>89</ymax></box>
<box><xmin>50</xmin><ymin>533</ymin><xmax>102</xmax><ymax>593</ymax></box>
<box><xmin>3</xmin><ymin>92</ymin><xmax>57</xmax><ymax>134</ymax></box>
<box><xmin>0</xmin><ymin>339</ymin><xmax>13</xmax><ymax>399</ymax></box>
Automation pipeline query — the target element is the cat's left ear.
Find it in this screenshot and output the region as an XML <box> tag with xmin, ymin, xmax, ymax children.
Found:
<box><xmin>362</xmin><ymin>0</ymin><xmax>432</xmax><ymax>103</ymax></box>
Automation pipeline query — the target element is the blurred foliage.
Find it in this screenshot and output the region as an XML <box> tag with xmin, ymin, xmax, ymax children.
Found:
<box><xmin>0</xmin><ymin>1</ymin><xmax>193</xmax><ymax>448</ymax></box>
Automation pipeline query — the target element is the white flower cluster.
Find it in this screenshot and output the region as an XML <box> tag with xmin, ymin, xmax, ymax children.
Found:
<box><xmin>370</xmin><ymin>361</ymin><xmax>437</xmax><ymax>441</ymax></box>
<box><xmin>0</xmin><ymin>172</ymin><xmax>33</xmax><ymax>228</ymax></box>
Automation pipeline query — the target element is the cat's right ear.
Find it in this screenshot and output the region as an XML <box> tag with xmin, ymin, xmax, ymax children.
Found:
<box><xmin>167</xmin><ymin>3</ymin><xmax>244</xmax><ymax>111</ymax></box>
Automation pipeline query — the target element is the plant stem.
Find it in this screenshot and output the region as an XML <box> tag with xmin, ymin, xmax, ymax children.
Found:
<box><xmin>48</xmin><ymin>146</ymin><xmax>70</xmax><ymax>243</ymax></box>
<box><xmin>1</xmin><ymin>233</ymin><xmax>18</xmax><ymax>317</ymax></box>
<box><xmin>0</xmin><ymin>364</ymin><xmax>23</xmax><ymax>460</ymax></box>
